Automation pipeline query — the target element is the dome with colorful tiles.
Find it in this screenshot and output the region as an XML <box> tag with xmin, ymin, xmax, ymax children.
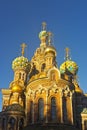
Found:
<box><xmin>12</xmin><ymin>56</ymin><xmax>30</xmax><ymax>71</ymax></box>
<box><xmin>60</xmin><ymin>60</ymin><xmax>78</xmax><ymax>75</ymax></box>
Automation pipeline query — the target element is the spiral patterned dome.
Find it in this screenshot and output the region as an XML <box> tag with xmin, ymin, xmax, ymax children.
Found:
<box><xmin>12</xmin><ymin>56</ymin><xmax>30</xmax><ymax>71</ymax></box>
<box><xmin>60</xmin><ymin>60</ymin><xmax>78</xmax><ymax>75</ymax></box>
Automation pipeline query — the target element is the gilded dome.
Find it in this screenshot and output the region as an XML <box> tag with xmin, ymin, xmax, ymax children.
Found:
<box><xmin>60</xmin><ymin>60</ymin><xmax>78</xmax><ymax>75</ymax></box>
<box><xmin>12</xmin><ymin>56</ymin><xmax>30</xmax><ymax>71</ymax></box>
<box><xmin>11</xmin><ymin>84</ymin><xmax>23</xmax><ymax>93</ymax></box>
<box><xmin>45</xmin><ymin>45</ymin><xmax>56</xmax><ymax>56</ymax></box>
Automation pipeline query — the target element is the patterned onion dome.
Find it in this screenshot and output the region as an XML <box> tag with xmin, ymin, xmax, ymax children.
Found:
<box><xmin>12</xmin><ymin>56</ymin><xmax>30</xmax><ymax>71</ymax></box>
<box><xmin>39</xmin><ymin>30</ymin><xmax>48</xmax><ymax>40</ymax></box>
<box><xmin>60</xmin><ymin>60</ymin><xmax>78</xmax><ymax>75</ymax></box>
<box><xmin>45</xmin><ymin>45</ymin><xmax>56</xmax><ymax>56</ymax></box>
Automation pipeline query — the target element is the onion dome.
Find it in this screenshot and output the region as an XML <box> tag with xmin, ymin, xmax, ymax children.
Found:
<box><xmin>11</xmin><ymin>84</ymin><xmax>22</xmax><ymax>93</ymax></box>
<box><xmin>10</xmin><ymin>80</ymin><xmax>23</xmax><ymax>93</ymax></box>
<box><xmin>45</xmin><ymin>32</ymin><xmax>56</xmax><ymax>56</ymax></box>
<box><xmin>60</xmin><ymin>48</ymin><xmax>78</xmax><ymax>75</ymax></box>
<box><xmin>39</xmin><ymin>22</ymin><xmax>48</xmax><ymax>43</ymax></box>
<box><xmin>45</xmin><ymin>45</ymin><xmax>56</xmax><ymax>56</ymax></box>
<box><xmin>60</xmin><ymin>60</ymin><xmax>78</xmax><ymax>75</ymax></box>
<box><xmin>12</xmin><ymin>43</ymin><xmax>31</xmax><ymax>72</ymax></box>
<box><xmin>12</xmin><ymin>56</ymin><xmax>30</xmax><ymax>71</ymax></box>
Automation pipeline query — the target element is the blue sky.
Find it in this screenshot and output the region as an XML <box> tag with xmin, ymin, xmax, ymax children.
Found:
<box><xmin>0</xmin><ymin>0</ymin><xmax>87</xmax><ymax>111</ymax></box>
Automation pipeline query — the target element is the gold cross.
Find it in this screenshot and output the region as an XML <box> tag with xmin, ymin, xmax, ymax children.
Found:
<box><xmin>42</xmin><ymin>22</ymin><xmax>47</xmax><ymax>30</ymax></box>
<box><xmin>21</xmin><ymin>43</ymin><xmax>27</xmax><ymax>56</ymax></box>
<box><xmin>48</xmin><ymin>32</ymin><xmax>53</xmax><ymax>45</ymax></box>
<box><xmin>65</xmin><ymin>47</ymin><xmax>70</xmax><ymax>60</ymax></box>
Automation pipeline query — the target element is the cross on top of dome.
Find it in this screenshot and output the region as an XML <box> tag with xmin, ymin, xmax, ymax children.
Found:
<box><xmin>21</xmin><ymin>43</ymin><xmax>27</xmax><ymax>56</ymax></box>
<box><xmin>42</xmin><ymin>22</ymin><xmax>47</xmax><ymax>30</ymax></box>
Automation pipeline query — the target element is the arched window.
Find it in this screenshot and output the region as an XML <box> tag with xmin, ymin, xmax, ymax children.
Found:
<box><xmin>63</xmin><ymin>98</ymin><xmax>67</xmax><ymax>123</ymax></box>
<box><xmin>19</xmin><ymin>118</ymin><xmax>24</xmax><ymax>130</ymax></box>
<box><xmin>30</xmin><ymin>101</ymin><xmax>33</xmax><ymax>123</ymax></box>
<box><xmin>51</xmin><ymin>97</ymin><xmax>57</xmax><ymax>121</ymax></box>
<box><xmin>51</xmin><ymin>72</ymin><xmax>56</xmax><ymax>80</ymax></box>
<box><xmin>41</xmin><ymin>63</ymin><xmax>45</xmax><ymax>72</ymax></box>
<box><xmin>9</xmin><ymin>117</ymin><xmax>15</xmax><ymax>130</ymax></box>
<box><xmin>38</xmin><ymin>98</ymin><xmax>44</xmax><ymax>121</ymax></box>
<box><xmin>19</xmin><ymin>73</ymin><xmax>21</xmax><ymax>79</ymax></box>
<box><xmin>22</xmin><ymin>73</ymin><xmax>25</xmax><ymax>80</ymax></box>
<box><xmin>2</xmin><ymin>118</ymin><xmax>6</xmax><ymax>130</ymax></box>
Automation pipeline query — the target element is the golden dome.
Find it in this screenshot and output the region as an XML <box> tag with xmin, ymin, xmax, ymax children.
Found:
<box><xmin>12</xmin><ymin>56</ymin><xmax>31</xmax><ymax>71</ymax></box>
<box><xmin>11</xmin><ymin>84</ymin><xmax>23</xmax><ymax>93</ymax></box>
<box><xmin>45</xmin><ymin>45</ymin><xmax>56</xmax><ymax>56</ymax></box>
<box><xmin>60</xmin><ymin>60</ymin><xmax>78</xmax><ymax>75</ymax></box>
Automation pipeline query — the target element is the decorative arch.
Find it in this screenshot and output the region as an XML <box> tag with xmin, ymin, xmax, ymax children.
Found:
<box><xmin>51</xmin><ymin>97</ymin><xmax>57</xmax><ymax>121</ymax></box>
<box><xmin>47</xmin><ymin>67</ymin><xmax>60</xmax><ymax>81</ymax></box>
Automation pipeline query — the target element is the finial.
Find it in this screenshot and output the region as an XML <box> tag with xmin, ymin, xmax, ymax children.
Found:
<box><xmin>65</xmin><ymin>47</ymin><xmax>71</xmax><ymax>60</ymax></box>
<box><xmin>42</xmin><ymin>22</ymin><xmax>47</xmax><ymax>30</ymax></box>
<box><xmin>48</xmin><ymin>31</ymin><xmax>53</xmax><ymax>45</ymax></box>
<box><xmin>21</xmin><ymin>43</ymin><xmax>27</xmax><ymax>56</ymax></box>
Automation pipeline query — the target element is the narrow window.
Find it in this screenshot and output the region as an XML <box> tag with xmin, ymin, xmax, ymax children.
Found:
<box><xmin>19</xmin><ymin>73</ymin><xmax>21</xmax><ymax>79</ymax></box>
<box><xmin>2</xmin><ymin>118</ymin><xmax>6</xmax><ymax>130</ymax></box>
<box><xmin>30</xmin><ymin>101</ymin><xmax>33</xmax><ymax>123</ymax></box>
<box><xmin>51</xmin><ymin>72</ymin><xmax>56</xmax><ymax>80</ymax></box>
<box><xmin>38</xmin><ymin>98</ymin><xmax>44</xmax><ymax>121</ymax></box>
<box><xmin>63</xmin><ymin>98</ymin><xmax>67</xmax><ymax>123</ymax></box>
<box><xmin>51</xmin><ymin>97</ymin><xmax>57</xmax><ymax>121</ymax></box>
<box><xmin>19</xmin><ymin>118</ymin><xmax>24</xmax><ymax>130</ymax></box>
<box><xmin>9</xmin><ymin>117</ymin><xmax>15</xmax><ymax>130</ymax></box>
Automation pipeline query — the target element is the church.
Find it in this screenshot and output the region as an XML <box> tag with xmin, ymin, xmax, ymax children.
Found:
<box><xmin>0</xmin><ymin>22</ymin><xmax>87</xmax><ymax>130</ymax></box>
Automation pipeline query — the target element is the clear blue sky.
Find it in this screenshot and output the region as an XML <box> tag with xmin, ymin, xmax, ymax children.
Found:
<box><xmin>0</xmin><ymin>0</ymin><xmax>87</xmax><ymax>111</ymax></box>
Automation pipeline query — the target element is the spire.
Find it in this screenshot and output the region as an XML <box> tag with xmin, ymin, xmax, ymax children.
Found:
<box><xmin>42</xmin><ymin>22</ymin><xmax>47</xmax><ymax>31</ymax></box>
<box><xmin>65</xmin><ymin>47</ymin><xmax>71</xmax><ymax>60</ymax></box>
<box><xmin>48</xmin><ymin>31</ymin><xmax>53</xmax><ymax>46</ymax></box>
<box><xmin>21</xmin><ymin>43</ymin><xmax>27</xmax><ymax>56</ymax></box>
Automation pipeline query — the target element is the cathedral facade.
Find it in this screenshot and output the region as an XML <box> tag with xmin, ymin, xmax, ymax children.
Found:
<box><xmin>0</xmin><ymin>23</ymin><xmax>87</xmax><ymax>130</ymax></box>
